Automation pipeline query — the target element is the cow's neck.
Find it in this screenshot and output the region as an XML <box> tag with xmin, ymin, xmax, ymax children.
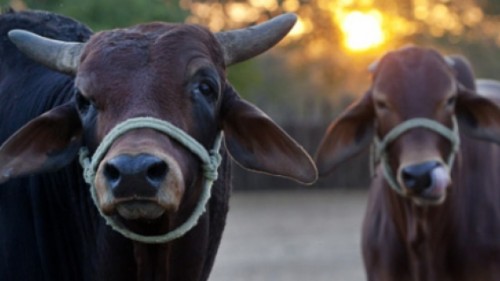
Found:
<box><xmin>390</xmin><ymin>192</ymin><xmax>451</xmax><ymax>281</ymax></box>
<box><xmin>133</xmin><ymin>242</ymin><xmax>170</xmax><ymax>281</ymax></box>
<box><xmin>130</xmin><ymin>214</ymin><xmax>209</xmax><ymax>281</ymax></box>
<box><xmin>404</xmin><ymin>204</ymin><xmax>434</xmax><ymax>281</ymax></box>
<box><xmin>129</xmin><ymin>177</ymin><xmax>209</xmax><ymax>281</ymax></box>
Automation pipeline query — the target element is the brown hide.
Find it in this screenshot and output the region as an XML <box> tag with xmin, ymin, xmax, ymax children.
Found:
<box><xmin>316</xmin><ymin>46</ymin><xmax>500</xmax><ymax>280</ymax></box>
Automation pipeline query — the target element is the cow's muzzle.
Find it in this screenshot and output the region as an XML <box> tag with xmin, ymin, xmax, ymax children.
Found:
<box><xmin>399</xmin><ymin>161</ymin><xmax>451</xmax><ymax>205</ymax></box>
<box><xmin>79</xmin><ymin>117</ymin><xmax>222</xmax><ymax>243</ymax></box>
<box><xmin>373</xmin><ymin>117</ymin><xmax>459</xmax><ymax>203</ymax></box>
<box><xmin>99</xmin><ymin>153</ymin><xmax>180</xmax><ymax>220</ymax></box>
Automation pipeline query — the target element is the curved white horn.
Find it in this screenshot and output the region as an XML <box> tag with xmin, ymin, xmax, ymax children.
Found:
<box><xmin>8</xmin><ymin>29</ymin><xmax>85</xmax><ymax>75</ymax></box>
<box><xmin>215</xmin><ymin>13</ymin><xmax>297</xmax><ymax>66</ymax></box>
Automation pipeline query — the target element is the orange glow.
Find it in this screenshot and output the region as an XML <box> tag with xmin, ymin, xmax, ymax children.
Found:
<box><xmin>340</xmin><ymin>10</ymin><xmax>385</xmax><ymax>52</ymax></box>
<box><xmin>288</xmin><ymin>17</ymin><xmax>309</xmax><ymax>38</ymax></box>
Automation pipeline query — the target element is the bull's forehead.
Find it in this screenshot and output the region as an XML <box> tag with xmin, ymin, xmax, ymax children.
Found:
<box><xmin>373</xmin><ymin>47</ymin><xmax>456</xmax><ymax>113</ymax></box>
<box><xmin>75</xmin><ymin>23</ymin><xmax>224</xmax><ymax>94</ymax></box>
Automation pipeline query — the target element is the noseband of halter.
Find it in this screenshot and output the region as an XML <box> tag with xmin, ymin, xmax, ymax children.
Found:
<box><xmin>79</xmin><ymin>117</ymin><xmax>222</xmax><ymax>244</ymax></box>
<box><xmin>372</xmin><ymin>117</ymin><xmax>460</xmax><ymax>196</ymax></box>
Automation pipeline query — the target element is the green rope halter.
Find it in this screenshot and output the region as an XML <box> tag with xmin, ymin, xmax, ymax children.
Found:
<box><xmin>372</xmin><ymin>117</ymin><xmax>460</xmax><ymax>196</ymax></box>
<box><xmin>79</xmin><ymin>117</ymin><xmax>222</xmax><ymax>244</ymax></box>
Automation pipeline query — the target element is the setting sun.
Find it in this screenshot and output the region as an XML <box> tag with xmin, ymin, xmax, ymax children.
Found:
<box><xmin>340</xmin><ymin>10</ymin><xmax>385</xmax><ymax>52</ymax></box>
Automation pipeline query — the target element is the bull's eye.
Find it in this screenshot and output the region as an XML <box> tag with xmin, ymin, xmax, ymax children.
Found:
<box><xmin>375</xmin><ymin>100</ymin><xmax>388</xmax><ymax>111</ymax></box>
<box><xmin>446</xmin><ymin>96</ymin><xmax>457</xmax><ymax>108</ymax></box>
<box><xmin>194</xmin><ymin>80</ymin><xmax>218</xmax><ymax>102</ymax></box>
<box><xmin>75</xmin><ymin>90</ymin><xmax>93</xmax><ymax>114</ymax></box>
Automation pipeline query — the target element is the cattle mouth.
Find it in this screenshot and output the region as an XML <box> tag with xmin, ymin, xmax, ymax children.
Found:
<box><xmin>114</xmin><ymin>199</ymin><xmax>166</xmax><ymax>220</ymax></box>
<box><xmin>413</xmin><ymin>191</ymin><xmax>446</xmax><ymax>206</ymax></box>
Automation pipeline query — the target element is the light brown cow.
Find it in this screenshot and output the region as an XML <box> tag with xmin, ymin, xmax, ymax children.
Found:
<box><xmin>316</xmin><ymin>46</ymin><xmax>500</xmax><ymax>280</ymax></box>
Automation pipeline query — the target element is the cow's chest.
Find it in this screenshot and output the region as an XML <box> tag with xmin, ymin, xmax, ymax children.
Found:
<box><xmin>362</xmin><ymin>194</ymin><xmax>500</xmax><ymax>281</ymax></box>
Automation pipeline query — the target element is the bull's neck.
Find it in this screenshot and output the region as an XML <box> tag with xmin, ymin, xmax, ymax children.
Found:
<box><xmin>388</xmin><ymin>190</ymin><xmax>452</xmax><ymax>281</ymax></box>
<box><xmin>131</xmin><ymin>214</ymin><xmax>209</xmax><ymax>281</ymax></box>
<box><xmin>130</xmin><ymin>175</ymin><xmax>209</xmax><ymax>281</ymax></box>
<box><xmin>133</xmin><ymin>243</ymin><xmax>170</xmax><ymax>281</ymax></box>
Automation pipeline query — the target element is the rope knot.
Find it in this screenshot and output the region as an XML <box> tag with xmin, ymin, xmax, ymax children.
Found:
<box><xmin>78</xmin><ymin>147</ymin><xmax>94</xmax><ymax>185</ymax></box>
<box><xmin>203</xmin><ymin>152</ymin><xmax>222</xmax><ymax>181</ymax></box>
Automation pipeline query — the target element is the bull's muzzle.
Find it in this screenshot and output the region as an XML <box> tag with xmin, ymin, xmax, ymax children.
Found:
<box><xmin>96</xmin><ymin>151</ymin><xmax>184</xmax><ymax>220</ymax></box>
<box><xmin>374</xmin><ymin>117</ymin><xmax>459</xmax><ymax>203</ymax></box>
<box><xmin>100</xmin><ymin>153</ymin><xmax>173</xmax><ymax>220</ymax></box>
<box><xmin>399</xmin><ymin>161</ymin><xmax>451</xmax><ymax>205</ymax></box>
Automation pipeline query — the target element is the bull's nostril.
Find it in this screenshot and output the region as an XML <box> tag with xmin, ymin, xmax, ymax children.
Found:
<box><xmin>402</xmin><ymin>170</ymin><xmax>431</xmax><ymax>190</ymax></box>
<box><xmin>146</xmin><ymin>161</ymin><xmax>168</xmax><ymax>184</ymax></box>
<box><xmin>402</xmin><ymin>171</ymin><xmax>418</xmax><ymax>189</ymax></box>
<box><xmin>104</xmin><ymin>163</ymin><xmax>121</xmax><ymax>186</ymax></box>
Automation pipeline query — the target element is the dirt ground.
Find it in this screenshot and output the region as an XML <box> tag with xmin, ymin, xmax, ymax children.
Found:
<box><xmin>209</xmin><ymin>189</ymin><xmax>368</xmax><ymax>281</ymax></box>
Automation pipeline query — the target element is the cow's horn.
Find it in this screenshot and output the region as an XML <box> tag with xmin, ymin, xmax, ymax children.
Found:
<box><xmin>444</xmin><ymin>56</ymin><xmax>455</xmax><ymax>67</ymax></box>
<box><xmin>8</xmin><ymin>29</ymin><xmax>84</xmax><ymax>75</ymax></box>
<box><xmin>215</xmin><ymin>13</ymin><xmax>297</xmax><ymax>66</ymax></box>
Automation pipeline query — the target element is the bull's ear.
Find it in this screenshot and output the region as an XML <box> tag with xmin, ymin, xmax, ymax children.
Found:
<box><xmin>220</xmin><ymin>88</ymin><xmax>317</xmax><ymax>185</ymax></box>
<box><xmin>315</xmin><ymin>92</ymin><xmax>375</xmax><ymax>177</ymax></box>
<box><xmin>445</xmin><ymin>55</ymin><xmax>476</xmax><ymax>91</ymax></box>
<box><xmin>0</xmin><ymin>103</ymin><xmax>82</xmax><ymax>183</ymax></box>
<box><xmin>456</xmin><ymin>87</ymin><xmax>500</xmax><ymax>144</ymax></box>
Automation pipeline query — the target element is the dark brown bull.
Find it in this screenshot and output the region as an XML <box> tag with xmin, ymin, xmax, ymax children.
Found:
<box><xmin>316</xmin><ymin>46</ymin><xmax>500</xmax><ymax>280</ymax></box>
<box><xmin>0</xmin><ymin>10</ymin><xmax>317</xmax><ymax>281</ymax></box>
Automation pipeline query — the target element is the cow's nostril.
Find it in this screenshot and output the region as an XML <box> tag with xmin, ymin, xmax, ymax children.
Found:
<box><xmin>146</xmin><ymin>161</ymin><xmax>168</xmax><ymax>184</ymax></box>
<box><xmin>104</xmin><ymin>163</ymin><xmax>121</xmax><ymax>187</ymax></box>
<box><xmin>402</xmin><ymin>170</ymin><xmax>430</xmax><ymax>190</ymax></box>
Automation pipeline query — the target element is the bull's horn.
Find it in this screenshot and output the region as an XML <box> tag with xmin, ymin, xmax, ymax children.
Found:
<box><xmin>215</xmin><ymin>13</ymin><xmax>297</xmax><ymax>66</ymax></box>
<box><xmin>444</xmin><ymin>56</ymin><xmax>455</xmax><ymax>67</ymax></box>
<box><xmin>8</xmin><ymin>29</ymin><xmax>84</xmax><ymax>75</ymax></box>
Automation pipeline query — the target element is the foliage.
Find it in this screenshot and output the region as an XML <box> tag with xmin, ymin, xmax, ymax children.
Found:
<box><xmin>3</xmin><ymin>0</ymin><xmax>500</xmax><ymax>120</ymax></box>
<box><xmin>1</xmin><ymin>0</ymin><xmax>262</xmax><ymax>97</ymax></box>
<box><xmin>8</xmin><ymin>0</ymin><xmax>188</xmax><ymax>30</ymax></box>
<box><xmin>182</xmin><ymin>0</ymin><xmax>500</xmax><ymax>95</ymax></box>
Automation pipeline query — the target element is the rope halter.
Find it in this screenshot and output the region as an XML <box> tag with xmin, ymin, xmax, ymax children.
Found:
<box><xmin>79</xmin><ymin>117</ymin><xmax>223</xmax><ymax>244</ymax></box>
<box><xmin>372</xmin><ymin>117</ymin><xmax>460</xmax><ymax>196</ymax></box>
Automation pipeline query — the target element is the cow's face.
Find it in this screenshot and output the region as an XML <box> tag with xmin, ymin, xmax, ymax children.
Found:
<box><xmin>75</xmin><ymin>25</ymin><xmax>225</xmax><ymax>220</ymax></box>
<box><xmin>370</xmin><ymin>48</ymin><xmax>458</xmax><ymax>204</ymax></box>
<box><xmin>0</xmin><ymin>14</ymin><xmax>318</xmax><ymax>232</ymax></box>
<box><xmin>316</xmin><ymin>46</ymin><xmax>500</xmax><ymax>206</ymax></box>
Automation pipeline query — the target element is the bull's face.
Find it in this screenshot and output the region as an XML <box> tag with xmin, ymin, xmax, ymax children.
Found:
<box><xmin>0</xmin><ymin>14</ymin><xmax>318</xmax><ymax>231</ymax></box>
<box><xmin>75</xmin><ymin>25</ymin><xmax>225</xmax><ymax>221</ymax></box>
<box><xmin>369</xmin><ymin>48</ymin><xmax>458</xmax><ymax>204</ymax></box>
<box><xmin>316</xmin><ymin>46</ymin><xmax>500</xmax><ymax>206</ymax></box>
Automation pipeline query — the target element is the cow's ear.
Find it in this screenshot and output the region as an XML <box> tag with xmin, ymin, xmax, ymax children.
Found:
<box><xmin>456</xmin><ymin>87</ymin><xmax>500</xmax><ymax>144</ymax></box>
<box><xmin>0</xmin><ymin>103</ymin><xmax>82</xmax><ymax>183</ymax></box>
<box><xmin>220</xmin><ymin>87</ymin><xmax>317</xmax><ymax>185</ymax></box>
<box><xmin>315</xmin><ymin>91</ymin><xmax>375</xmax><ymax>177</ymax></box>
<box><xmin>445</xmin><ymin>55</ymin><xmax>476</xmax><ymax>91</ymax></box>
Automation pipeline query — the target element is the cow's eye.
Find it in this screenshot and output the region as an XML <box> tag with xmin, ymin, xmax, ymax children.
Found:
<box><xmin>194</xmin><ymin>80</ymin><xmax>219</xmax><ymax>102</ymax></box>
<box><xmin>446</xmin><ymin>96</ymin><xmax>457</xmax><ymax>108</ymax></box>
<box><xmin>375</xmin><ymin>100</ymin><xmax>388</xmax><ymax>111</ymax></box>
<box><xmin>75</xmin><ymin>91</ymin><xmax>93</xmax><ymax>114</ymax></box>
